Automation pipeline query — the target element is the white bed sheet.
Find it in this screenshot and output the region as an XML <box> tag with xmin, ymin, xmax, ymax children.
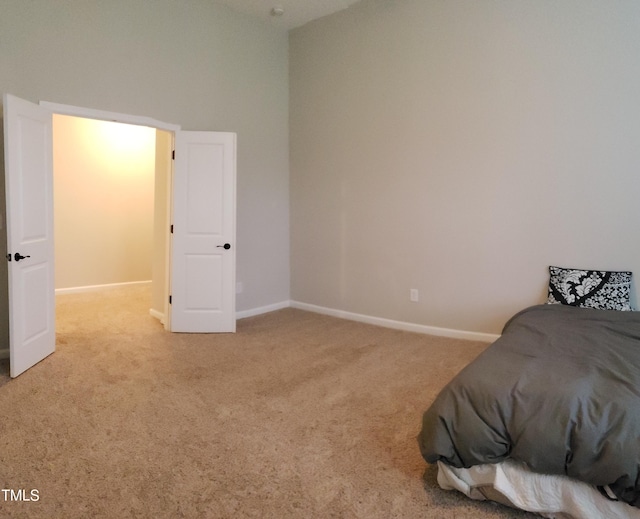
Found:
<box><xmin>437</xmin><ymin>459</ymin><xmax>640</xmax><ymax>519</ymax></box>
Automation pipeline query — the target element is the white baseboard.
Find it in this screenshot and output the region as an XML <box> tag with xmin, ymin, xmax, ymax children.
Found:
<box><xmin>0</xmin><ymin>348</ymin><xmax>8</xmax><ymax>360</ymax></box>
<box><xmin>236</xmin><ymin>300</ymin><xmax>291</xmax><ymax>320</ymax></box>
<box><xmin>52</xmin><ymin>286</ymin><xmax>498</xmax><ymax>343</ymax></box>
<box><xmin>290</xmin><ymin>301</ymin><xmax>499</xmax><ymax>343</ymax></box>
<box><xmin>149</xmin><ymin>308</ymin><xmax>165</xmax><ymax>324</ymax></box>
<box><xmin>55</xmin><ymin>280</ymin><xmax>152</xmax><ymax>295</ymax></box>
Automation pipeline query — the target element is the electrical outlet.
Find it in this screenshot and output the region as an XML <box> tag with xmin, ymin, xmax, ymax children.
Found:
<box><xmin>410</xmin><ymin>289</ymin><xmax>419</xmax><ymax>302</ymax></box>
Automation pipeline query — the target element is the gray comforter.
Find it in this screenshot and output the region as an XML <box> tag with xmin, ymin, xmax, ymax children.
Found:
<box><xmin>418</xmin><ymin>304</ymin><xmax>640</xmax><ymax>507</ymax></box>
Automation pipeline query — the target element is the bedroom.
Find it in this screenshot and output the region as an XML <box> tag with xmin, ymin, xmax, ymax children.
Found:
<box><xmin>1</xmin><ymin>0</ymin><xmax>640</xmax><ymax>517</ymax></box>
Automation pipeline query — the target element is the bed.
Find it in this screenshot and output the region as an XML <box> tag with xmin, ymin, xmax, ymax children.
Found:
<box><xmin>418</xmin><ymin>266</ymin><xmax>640</xmax><ymax>518</ymax></box>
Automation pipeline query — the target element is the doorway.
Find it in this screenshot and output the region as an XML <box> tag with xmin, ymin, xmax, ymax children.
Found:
<box><xmin>52</xmin><ymin>115</ymin><xmax>172</xmax><ymax>323</ymax></box>
<box><xmin>4</xmin><ymin>95</ymin><xmax>237</xmax><ymax>377</ymax></box>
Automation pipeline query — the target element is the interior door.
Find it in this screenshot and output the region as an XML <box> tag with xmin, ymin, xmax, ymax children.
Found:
<box><xmin>3</xmin><ymin>93</ymin><xmax>55</xmax><ymax>377</ymax></box>
<box><xmin>170</xmin><ymin>131</ymin><xmax>236</xmax><ymax>332</ymax></box>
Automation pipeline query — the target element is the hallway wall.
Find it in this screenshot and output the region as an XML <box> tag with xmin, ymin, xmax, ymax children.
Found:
<box><xmin>53</xmin><ymin>115</ymin><xmax>155</xmax><ymax>289</ymax></box>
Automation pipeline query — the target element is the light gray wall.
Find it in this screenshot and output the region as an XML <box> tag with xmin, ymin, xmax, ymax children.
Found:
<box><xmin>290</xmin><ymin>0</ymin><xmax>640</xmax><ymax>334</ymax></box>
<box><xmin>0</xmin><ymin>0</ymin><xmax>290</xmax><ymax>326</ymax></box>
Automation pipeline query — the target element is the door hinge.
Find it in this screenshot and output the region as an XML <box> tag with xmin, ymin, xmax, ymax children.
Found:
<box><xmin>169</xmin><ymin>295</ymin><xmax>172</xmax><ymax>304</ymax></box>
<box><xmin>172</xmin><ymin>150</ymin><xmax>175</xmax><ymax>160</ymax></box>
<box><xmin>170</xmin><ymin>224</ymin><xmax>174</xmax><ymax>234</ymax></box>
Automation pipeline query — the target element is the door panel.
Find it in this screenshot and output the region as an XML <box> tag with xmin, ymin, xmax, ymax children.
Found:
<box><xmin>185</xmin><ymin>254</ymin><xmax>222</xmax><ymax>309</ymax></box>
<box><xmin>3</xmin><ymin>93</ymin><xmax>55</xmax><ymax>377</ymax></box>
<box><xmin>22</xmin><ymin>264</ymin><xmax>50</xmax><ymax>340</ymax></box>
<box><xmin>170</xmin><ymin>131</ymin><xmax>236</xmax><ymax>333</ymax></box>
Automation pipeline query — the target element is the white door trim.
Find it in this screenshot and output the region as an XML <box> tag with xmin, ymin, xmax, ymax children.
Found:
<box><xmin>40</xmin><ymin>101</ymin><xmax>181</xmax><ymax>132</ymax></box>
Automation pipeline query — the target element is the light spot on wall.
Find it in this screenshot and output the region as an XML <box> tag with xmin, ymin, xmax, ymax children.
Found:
<box><xmin>53</xmin><ymin>115</ymin><xmax>156</xmax><ymax>289</ymax></box>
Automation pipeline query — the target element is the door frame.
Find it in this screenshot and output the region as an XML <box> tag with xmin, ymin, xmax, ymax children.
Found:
<box><xmin>41</xmin><ymin>101</ymin><xmax>181</xmax><ymax>133</ymax></box>
<box><xmin>41</xmin><ymin>100</ymin><xmax>180</xmax><ymax>330</ymax></box>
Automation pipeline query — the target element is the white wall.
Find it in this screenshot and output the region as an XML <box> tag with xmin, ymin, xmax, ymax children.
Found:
<box><xmin>290</xmin><ymin>0</ymin><xmax>640</xmax><ymax>334</ymax></box>
<box><xmin>0</xmin><ymin>0</ymin><xmax>290</xmax><ymax>333</ymax></box>
<box><xmin>53</xmin><ymin>115</ymin><xmax>155</xmax><ymax>290</ymax></box>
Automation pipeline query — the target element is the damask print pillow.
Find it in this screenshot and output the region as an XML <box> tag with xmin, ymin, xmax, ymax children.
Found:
<box><xmin>547</xmin><ymin>266</ymin><xmax>633</xmax><ymax>311</ymax></box>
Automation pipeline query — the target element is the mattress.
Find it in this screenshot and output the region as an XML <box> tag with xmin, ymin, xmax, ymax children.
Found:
<box><xmin>437</xmin><ymin>459</ymin><xmax>640</xmax><ymax>519</ymax></box>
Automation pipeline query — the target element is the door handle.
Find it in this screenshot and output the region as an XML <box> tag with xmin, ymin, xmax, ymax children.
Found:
<box><xmin>14</xmin><ymin>253</ymin><xmax>30</xmax><ymax>261</ymax></box>
<box><xmin>216</xmin><ymin>243</ymin><xmax>231</xmax><ymax>250</ymax></box>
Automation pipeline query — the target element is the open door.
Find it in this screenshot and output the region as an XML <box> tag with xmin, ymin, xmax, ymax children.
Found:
<box><xmin>170</xmin><ymin>131</ymin><xmax>236</xmax><ymax>333</ymax></box>
<box><xmin>3</xmin><ymin>94</ymin><xmax>55</xmax><ymax>377</ymax></box>
<box><xmin>2</xmin><ymin>96</ymin><xmax>234</xmax><ymax>380</ymax></box>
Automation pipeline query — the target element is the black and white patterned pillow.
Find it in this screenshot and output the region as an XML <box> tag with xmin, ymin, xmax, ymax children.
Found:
<box><xmin>547</xmin><ymin>266</ymin><xmax>633</xmax><ymax>311</ymax></box>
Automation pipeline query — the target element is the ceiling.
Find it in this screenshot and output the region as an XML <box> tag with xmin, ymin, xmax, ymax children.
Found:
<box><xmin>214</xmin><ymin>0</ymin><xmax>362</xmax><ymax>30</ymax></box>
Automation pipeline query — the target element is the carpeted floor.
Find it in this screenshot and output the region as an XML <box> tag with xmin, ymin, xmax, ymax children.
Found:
<box><xmin>0</xmin><ymin>285</ymin><xmax>537</xmax><ymax>518</ymax></box>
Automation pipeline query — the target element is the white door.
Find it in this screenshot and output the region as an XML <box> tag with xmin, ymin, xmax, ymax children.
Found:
<box><xmin>3</xmin><ymin>94</ymin><xmax>55</xmax><ymax>377</ymax></box>
<box><xmin>170</xmin><ymin>131</ymin><xmax>236</xmax><ymax>333</ymax></box>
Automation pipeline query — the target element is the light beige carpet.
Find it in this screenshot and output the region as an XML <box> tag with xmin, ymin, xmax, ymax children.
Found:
<box><xmin>0</xmin><ymin>285</ymin><xmax>537</xmax><ymax>518</ymax></box>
